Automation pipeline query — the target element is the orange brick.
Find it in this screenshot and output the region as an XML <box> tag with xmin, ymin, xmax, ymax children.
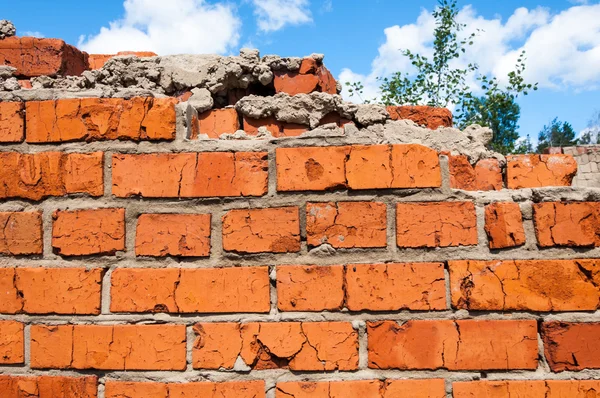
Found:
<box><xmin>0</xmin><ymin>375</ymin><xmax>97</xmax><ymax>398</ymax></box>
<box><xmin>0</xmin><ymin>267</ymin><xmax>103</xmax><ymax>314</ymax></box>
<box><xmin>0</xmin><ymin>152</ymin><xmax>103</xmax><ymax>200</ymax></box>
<box><xmin>196</xmin><ymin>108</ymin><xmax>240</xmax><ymax>138</ymax></box>
<box><xmin>276</xmin><ymin>146</ymin><xmax>350</xmax><ymax>191</ymax></box>
<box><xmin>396</xmin><ymin>202</ymin><xmax>477</xmax><ymax>248</ymax></box>
<box><xmin>0</xmin><ymin>211</ymin><xmax>42</xmax><ymax>255</ymax></box>
<box><xmin>542</xmin><ymin>322</ymin><xmax>600</xmax><ymax>371</ymax></box>
<box><xmin>387</xmin><ymin>105</ymin><xmax>453</xmax><ymax>129</ymax></box>
<box><xmin>222</xmin><ymin>207</ymin><xmax>300</xmax><ymax>253</ymax></box>
<box><xmin>52</xmin><ymin>208</ymin><xmax>125</xmax><ymax>256</ymax></box>
<box><xmin>507</xmin><ymin>154</ymin><xmax>577</xmax><ymax>188</ymax></box>
<box><xmin>346</xmin><ymin>263</ymin><xmax>446</xmax><ymax>311</ymax></box>
<box><xmin>484</xmin><ymin>202</ymin><xmax>525</xmax><ymax>249</ymax></box>
<box><xmin>0</xmin><ymin>37</ymin><xmax>88</xmax><ymax>77</ymax></box>
<box><xmin>368</xmin><ymin>320</ymin><xmax>537</xmax><ymax>370</ymax></box>
<box><xmin>384</xmin><ymin>379</ymin><xmax>447</xmax><ymax>397</ymax></box>
<box><xmin>281</xmin><ymin>122</ymin><xmax>309</xmax><ymax>137</ymax></box>
<box><xmin>299</xmin><ymin>58</ymin><xmax>318</xmax><ymax>74</ymax></box>
<box><xmin>0</xmin><ymin>102</ymin><xmax>24</xmax><ymax>142</ymax></box>
<box><xmin>450</xmin><ymin>259</ymin><xmax>600</xmax><ymax>311</ymax></box>
<box><xmin>533</xmin><ymin>202</ymin><xmax>600</xmax><ymax>247</ymax></box>
<box><xmin>0</xmin><ymin>321</ymin><xmax>23</xmax><ymax>364</ymax></box>
<box><xmin>112</xmin><ymin>152</ymin><xmax>268</xmax><ymax>198</ymax></box>
<box><xmin>135</xmin><ymin>213</ymin><xmax>211</xmax><ymax>257</ymax></box>
<box><xmin>277</xmin><ymin>265</ymin><xmax>345</xmax><ymax>311</ymax></box>
<box><xmin>105</xmin><ymin>380</ymin><xmax>265</xmax><ymax>398</ymax></box>
<box><xmin>453</xmin><ymin>380</ymin><xmax>600</xmax><ymax>398</ymax></box>
<box><xmin>193</xmin><ymin>322</ymin><xmax>358</xmax><ymax>371</ymax></box>
<box><xmin>276</xmin><ymin>379</ymin><xmax>446</xmax><ymax>398</ymax></box>
<box><xmin>242</xmin><ymin>115</ymin><xmax>281</xmax><ymax>136</ymax></box>
<box><xmin>26</xmin><ymin>98</ymin><xmax>176</xmax><ymax>143</ymax></box>
<box><xmin>274</xmin><ymin>72</ymin><xmax>319</xmax><ymax>95</ymax></box>
<box><xmin>316</xmin><ymin>65</ymin><xmax>337</xmax><ymax>94</ymax></box>
<box><xmin>110</xmin><ymin>267</ymin><xmax>270</xmax><ymax>313</ymax></box>
<box><xmin>449</xmin><ymin>155</ymin><xmax>502</xmax><ymax>191</ymax></box>
<box><xmin>30</xmin><ymin>324</ymin><xmax>186</xmax><ymax>370</ymax></box>
<box><xmin>306</xmin><ymin>202</ymin><xmax>387</xmax><ymax>248</ymax></box>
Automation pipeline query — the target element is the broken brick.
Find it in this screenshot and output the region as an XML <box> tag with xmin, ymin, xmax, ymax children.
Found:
<box><xmin>533</xmin><ymin>202</ymin><xmax>600</xmax><ymax>247</ymax></box>
<box><xmin>196</xmin><ymin>108</ymin><xmax>240</xmax><ymax>138</ymax></box>
<box><xmin>506</xmin><ymin>154</ymin><xmax>578</xmax><ymax>188</ymax></box>
<box><xmin>0</xmin><ymin>211</ymin><xmax>43</xmax><ymax>255</ymax></box>
<box><xmin>274</xmin><ymin>71</ymin><xmax>319</xmax><ymax>95</ymax></box>
<box><xmin>88</xmin><ymin>51</ymin><xmax>157</xmax><ymax>69</ymax></box>
<box><xmin>484</xmin><ymin>202</ymin><xmax>526</xmax><ymax>249</ymax></box>
<box><xmin>542</xmin><ymin>322</ymin><xmax>600</xmax><ymax>372</ymax></box>
<box><xmin>448</xmin><ymin>155</ymin><xmax>502</xmax><ymax>191</ymax></box>
<box><xmin>387</xmin><ymin>105</ymin><xmax>453</xmax><ymax>129</ymax></box>
<box><xmin>242</xmin><ymin>115</ymin><xmax>281</xmax><ymax>136</ymax></box>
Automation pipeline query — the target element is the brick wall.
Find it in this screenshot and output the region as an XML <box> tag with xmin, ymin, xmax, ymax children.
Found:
<box><xmin>1</xmin><ymin>35</ymin><xmax>600</xmax><ymax>398</ymax></box>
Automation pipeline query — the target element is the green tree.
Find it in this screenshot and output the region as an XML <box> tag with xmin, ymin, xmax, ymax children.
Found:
<box><xmin>536</xmin><ymin>118</ymin><xmax>577</xmax><ymax>153</ymax></box>
<box><xmin>513</xmin><ymin>134</ymin><xmax>534</xmax><ymax>154</ymax></box>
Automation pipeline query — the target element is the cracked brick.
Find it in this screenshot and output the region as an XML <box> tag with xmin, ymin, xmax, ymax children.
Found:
<box><xmin>449</xmin><ymin>259</ymin><xmax>600</xmax><ymax>311</ymax></box>
<box><xmin>0</xmin><ymin>211</ymin><xmax>43</xmax><ymax>255</ymax></box>
<box><xmin>387</xmin><ymin>105</ymin><xmax>452</xmax><ymax>129</ymax></box>
<box><xmin>0</xmin><ymin>375</ymin><xmax>97</xmax><ymax>398</ymax></box>
<box><xmin>367</xmin><ymin>320</ymin><xmax>537</xmax><ymax>370</ymax></box>
<box><xmin>507</xmin><ymin>154</ymin><xmax>578</xmax><ymax>188</ymax></box>
<box><xmin>26</xmin><ymin>97</ymin><xmax>177</xmax><ymax>143</ymax></box>
<box><xmin>105</xmin><ymin>380</ymin><xmax>265</xmax><ymax>398</ymax></box>
<box><xmin>193</xmin><ymin>108</ymin><xmax>240</xmax><ymax>139</ymax></box>
<box><xmin>274</xmin><ymin>71</ymin><xmax>319</xmax><ymax>95</ymax></box>
<box><xmin>484</xmin><ymin>202</ymin><xmax>526</xmax><ymax>249</ymax></box>
<box><xmin>448</xmin><ymin>155</ymin><xmax>502</xmax><ymax>191</ymax></box>
<box><xmin>453</xmin><ymin>380</ymin><xmax>600</xmax><ymax>397</ymax></box>
<box><xmin>533</xmin><ymin>202</ymin><xmax>600</xmax><ymax>247</ymax></box>
<box><xmin>52</xmin><ymin>208</ymin><xmax>125</xmax><ymax>256</ymax></box>
<box><xmin>0</xmin><ymin>320</ymin><xmax>23</xmax><ymax>364</ymax></box>
<box><xmin>276</xmin><ymin>379</ymin><xmax>445</xmax><ymax>398</ymax></box>
<box><xmin>542</xmin><ymin>322</ymin><xmax>600</xmax><ymax>372</ymax></box>
<box><xmin>276</xmin><ymin>265</ymin><xmax>345</xmax><ymax>311</ymax></box>
<box><xmin>0</xmin><ymin>102</ymin><xmax>24</xmax><ymax>143</ymax></box>
<box><xmin>306</xmin><ymin>202</ymin><xmax>387</xmax><ymax>248</ymax></box>
<box><xmin>112</xmin><ymin>152</ymin><xmax>268</xmax><ymax>198</ymax></box>
<box><xmin>222</xmin><ymin>207</ymin><xmax>300</xmax><ymax>253</ymax></box>
<box><xmin>110</xmin><ymin>267</ymin><xmax>270</xmax><ymax>313</ymax></box>
<box><xmin>0</xmin><ymin>152</ymin><xmax>103</xmax><ymax>200</ymax></box>
<box><xmin>0</xmin><ymin>267</ymin><xmax>103</xmax><ymax>314</ymax></box>
<box><xmin>30</xmin><ymin>324</ymin><xmax>186</xmax><ymax>370</ymax></box>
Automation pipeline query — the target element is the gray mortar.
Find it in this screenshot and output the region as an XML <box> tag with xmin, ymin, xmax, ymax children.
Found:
<box><xmin>0</xmin><ymin>20</ymin><xmax>16</xmax><ymax>40</ymax></box>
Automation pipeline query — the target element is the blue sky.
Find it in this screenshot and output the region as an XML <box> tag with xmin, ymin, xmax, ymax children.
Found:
<box><xmin>5</xmin><ymin>0</ymin><xmax>600</xmax><ymax>139</ymax></box>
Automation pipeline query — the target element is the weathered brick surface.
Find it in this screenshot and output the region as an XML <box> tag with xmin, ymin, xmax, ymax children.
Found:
<box><xmin>276</xmin><ymin>146</ymin><xmax>349</xmax><ymax>191</ymax></box>
<box><xmin>542</xmin><ymin>322</ymin><xmax>600</xmax><ymax>371</ymax></box>
<box><xmin>195</xmin><ymin>108</ymin><xmax>240</xmax><ymax>138</ymax></box>
<box><xmin>135</xmin><ymin>213</ymin><xmax>211</xmax><ymax>257</ymax></box>
<box><xmin>222</xmin><ymin>207</ymin><xmax>300</xmax><ymax>253</ymax></box>
<box><xmin>111</xmin><ymin>267</ymin><xmax>270</xmax><ymax>313</ymax></box>
<box><xmin>0</xmin><ymin>212</ymin><xmax>43</xmax><ymax>255</ymax></box>
<box><xmin>0</xmin><ymin>267</ymin><xmax>103</xmax><ymax>314</ymax></box>
<box><xmin>193</xmin><ymin>322</ymin><xmax>358</xmax><ymax>370</ymax></box>
<box><xmin>387</xmin><ymin>105</ymin><xmax>453</xmax><ymax>129</ymax></box>
<box><xmin>507</xmin><ymin>154</ymin><xmax>578</xmax><ymax>188</ymax></box>
<box><xmin>396</xmin><ymin>202</ymin><xmax>478</xmax><ymax>248</ymax></box>
<box><xmin>274</xmin><ymin>72</ymin><xmax>319</xmax><ymax>95</ymax></box>
<box><xmin>368</xmin><ymin>320</ymin><xmax>537</xmax><ymax>370</ymax></box>
<box><xmin>105</xmin><ymin>380</ymin><xmax>265</xmax><ymax>398</ymax></box>
<box><xmin>52</xmin><ymin>208</ymin><xmax>125</xmax><ymax>256</ymax></box>
<box><xmin>484</xmin><ymin>202</ymin><xmax>526</xmax><ymax>249</ymax></box>
<box><xmin>112</xmin><ymin>152</ymin><xmax>268</xmax><ymax>198</ymax></box>
<box><xmin>277</xmin><ymin>265</ymin><xmax>345</xmax><ymax>311</ymax></box>
<box><xmin>533</xmin><ymin>202</ymin><xmax>600</xmax><ymax>247</ymax></box>
<box><xmin>276</xmin><ymin>379</ymin><xmax>445</xmax><ymax>398</ymax></box>
<box><xmin>0</xmin><ymin>102</ymin><xmax>24</xmax><ymax>142</ymax></box>
<box><xmin>306</xmin><ymin>202</ymin><xmax>387</xmax><ymax>248</ymax></box>
<box><xmin>30</xmin><ymin>324</ymin><xmax>186</xmax><ymax>370</ymax></box>
<box><xmin>0</xmin><ymin>375</ymin><xmax>97</xmax><ymax>398</ymax></box>
<box><xmin>0</xmin><ymin>321</ymin><xmax>23</xmax><ymax>364</ymax></box>
<box><xmin>453</xmin><ymin>380</ymin><xmax>600</xmax><ymax>397</ymax></box>
<box><xmin>26</xmin><ymin>98</ymin><xmax>176</xmax><ymax>143</ymax></box>
<box><xmin>450</xmin><ymin>259</ymin><xmax>600</xmax><ymax>311</ymax></box>
<box><xmin>448</xmin><ymin>155</ymin><xmax>503</xmax><ymax>191</ymax></box>
<box><xmin>0</xmin><ymin>152</ymin><xmax>103</xmax><ymax>200</ymax></box>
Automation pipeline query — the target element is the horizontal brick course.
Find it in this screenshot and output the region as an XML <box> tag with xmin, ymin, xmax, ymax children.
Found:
<box><xmin>276</xmin><ymin>379</ymin><xmax>445</xmax><ymax>398</ymax></box>
<box><xmin>105</xmin><ymin>380</ymin><xmax>265</xmax><ymax>398</ymax></box>
<box><xmin>453</xmin><ymin>380</ymin><xmax>600</xmax><ymax>397</ymax></box>
<box><xmin>0</xmin><ymin>375</ymin><xmax>97</xmax><ymax>398</ymax></box>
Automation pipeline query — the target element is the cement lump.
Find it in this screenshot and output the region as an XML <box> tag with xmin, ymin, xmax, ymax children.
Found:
<box><xmin>0</xmin><ymin>20</ymin><xmax>16</xmax><ymax>40</ymax></box>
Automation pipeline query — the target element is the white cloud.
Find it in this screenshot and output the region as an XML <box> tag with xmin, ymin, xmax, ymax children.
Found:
<box><xmin>78</xmin><ymin>0</ymin><xmax>241</xmax><ymax>55</ymax></box>
<box><xmin>22</xmin><ymin>31</ymin><xmax>45</xmax><ymax>38</ymax></box>
<box><xmin>340</xmin><ymin>3</ymin><xmax>600</xmax><ymax>101</ymax></box>
<box><xmin>252</xmin><ymin>0</ymin><xmax>312</xmax><ymax>32</ymax></box>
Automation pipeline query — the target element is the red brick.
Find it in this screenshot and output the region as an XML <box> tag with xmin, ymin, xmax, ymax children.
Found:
<box><xmin>105</xmin><ymin>380</ymin><xmax>265</xmax><ymax>398</ymax></box>
<box><xmin>110</xmin><ymin>267</ymin><xmax>270</xmax><ymax>313</ymax></box>
<box><xmin>453</xmin><ymin>380</ymin><xmax>600</xmax><ymax>397</ymax></box>
<box><xmin>242</xmin><ymin>115</ymin><xmax>281</xmax><ymax>136</ymax></box>
<box><xmin>0</xmin><ymin>211</ymin><xmax>42</xmax><ymax>255</ymax></box>
<box><xmin>135</xmin><ymin>213</ymin><xmax>211</xmax><ymax>257</ymax></box>
<box><xmin>507</xmin><ymin>154</ymin><xmax>578</xmax><ymax>188</ymax></box>
<box><xmin>0</xmin><ymin>37</ymin><xmax>88</xmax><ymax>77</ymax></box>
<box><xmin>306</xmin><ymin>202</ymin><xmax>387</xmax><ymax>248</ymax></box>
<box><xmin>274</xmin><ymin>71</ymin><xmax>319</xmax><ymax>95</ymax></box>
<box><xmin>88</xmin><ymin>51</ymin><xmax>157</xmax><ymax>69</ymax></box>
<box><xmin>0</xmin><ymin>320</ymin><xmax>23</xmax><ymax>364</ymax></box>
<box><xmin>0</xmin><ymin>102</ymin><xmax>24</xmax><ymax>142</ymax></box>
<box><xmin>299</xmin><ymin>58</ymin><xmax>318</xmax><ymax>74</ymax></box>
<box><xmin>484</xmin><ymin>202</ymin><xmax>526</xmax><ymax>249</ymax></box>
<box><xmin>533</xmin><ymin>202</ymin><xmax>600</xmax><ymax>247</ymax></box>
<box><xmin>277</xmin><ymin>265</ymin><xmax>345</xmax><ymax>311</ymax></box>
<box><xmin>0</xmin><ymin>267</ymin><xmax>103</xmax><ymax>314</ymax></box>
<box><xmin>195</xmin><ymin>108</ymin><xmax>240</xmax><ymax>138</ymax></box>
<box><xmin>449</xmin><ymin>155</ymin><xmax>502</xmax><ymax>191</ymax></box>
<box><xmin>396</xmin><ymin>202</ymin><xmax>477</xmax><ymax>248</ymax></box>
<box><xmin>542</xmin><ymin>322</ymin><xmax>600</xmax><ymax>371</ymax></box>
<box><xmin>346</xmin><ymin>263</ymin><xmax>446</xmax><ymax>311</ymax></box>
<box><xmin>0</xmin><ymin>375</ymin><xmax>97</xmax><ymax>398</ymax></box>
<box><xmin>30</xmin><ymin>324</ymin><xmax>186</xmax><ymax>370</ymax></box>
<box><xmin>316</xmin><ymin>65</ymin><xmax>337</xmax><ymax>94</ymax></box>
<box><xmin>112</xmin><ymin>152</ymin><xmax>268</xmax><ymax>198</ymax></box>
<box><xmin>281</xmin><ymin>122</ymin><xmax>309</xmax><ymax>137</ymax></box>
<box><xmin>449</xmin><ymin>259</ymin><xmax>600</xmax><ymax>311</ymax></box>
<box><xmin>276</xmin><ymin>379</ymin><xmax>446</xmax><ymax>398</ymax></box>
<box><xmin>387</xmin><ymin>106</ymin><xmax>453</xmax><ymax>129</ymax></box>
<box><xmin>52</xmin><ymin>208</ymin><xmax>125</xmax><ymax>256</ymax></box>
<box><xmin>193</xmin><ymin>322</ymin><xmax>358</xmax><ymax>371</ymax></box>
<box><xmin>26</xmin><ymin>98</ymin><xmax>176</xmax><ymax>143</ymax></box>
<box><xmin>222</xmin><ymin>207</ymin><xmax>300</xmax><ymax>253</ymax></box>
<box><xmin>367</xmin><ymin>320</ymin><xmax>537</xmax><ymax>370</ymax></box>
<box><xmin>0</xmin><ymin>152</ymin><xmax>103</xmax><ymax>200</ymax></box>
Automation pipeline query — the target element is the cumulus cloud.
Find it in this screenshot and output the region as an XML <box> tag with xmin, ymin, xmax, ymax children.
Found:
<box><xmin>78</xmin><ymin>0</ymin><xmax>241</xmax><ymax>55</ymax></box>
<box><xmin>252</xmin><ymin>0</ymin><xmax>312</xmax><ymax>32</ymax></box>
<box><xmin>340</xmin><ymin>3</ymin><xmax>600</xmax><ymax>100</ymax></box>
